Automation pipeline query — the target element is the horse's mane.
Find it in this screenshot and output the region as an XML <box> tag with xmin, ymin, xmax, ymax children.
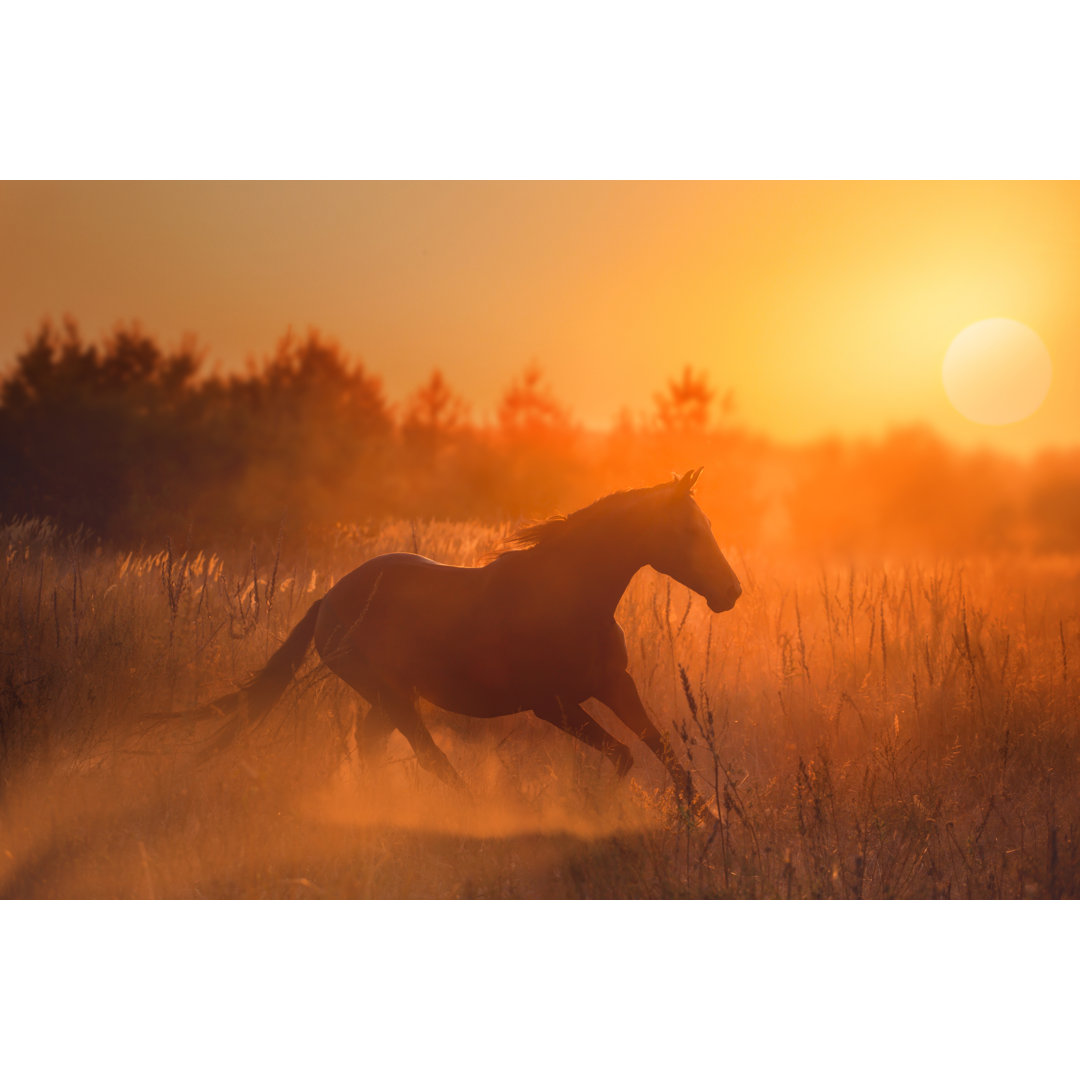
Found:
<box><xmin>487</xmin><ymin>481</ymin><xmax>674</xmax><ymax>563</ymax></box>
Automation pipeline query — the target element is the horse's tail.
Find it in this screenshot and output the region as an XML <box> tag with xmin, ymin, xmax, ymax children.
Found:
<box><xmin>235</xmin><ymin>597</ymin><xmax>323</xmax><ymax>721</ymax></box>
<box><xmin>152</xmin><ymin>599</ymin><xmax>323</xmax><ymax>758</ymax></box>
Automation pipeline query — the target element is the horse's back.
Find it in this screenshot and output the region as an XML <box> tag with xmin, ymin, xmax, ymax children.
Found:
<box><xmin>318</xmin><ymin>552</ymin><xmax>480</xmax><ymax>634</ymax></box>
<box><xmin>313</xmin><ymin>552</ymin><xmax>486</xmax><ymax>674</ymax></box>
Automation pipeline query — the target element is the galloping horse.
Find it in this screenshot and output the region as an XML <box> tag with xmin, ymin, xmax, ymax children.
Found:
<box><xmin>201</xmin><ymin>468</ymin><xmax>742</xmax><ymax>817</ymax></box>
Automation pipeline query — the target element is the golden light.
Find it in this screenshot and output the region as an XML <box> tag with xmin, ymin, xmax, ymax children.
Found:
<box><xmin>942</xmin><ymin>318</ymin><xmax>1052</xmax><ymax>425</ymax></box>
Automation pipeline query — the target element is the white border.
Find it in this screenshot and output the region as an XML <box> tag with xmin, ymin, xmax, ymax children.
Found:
<box><xmin>4</xmin><ymin>2</ymin><xmax>1080</xmax><ymax>179</ymax></box>
<box><xmin>3</xmin><ymin>901</ymin><xmax>1074</xmax><ymax>1077</ymax></box>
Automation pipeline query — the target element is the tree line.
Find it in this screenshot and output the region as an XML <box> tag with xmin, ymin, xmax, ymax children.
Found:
<box><xmin>1</xmin><ymin>319</ymin><xmax>1078</xmax><ymax>556</ymax></box>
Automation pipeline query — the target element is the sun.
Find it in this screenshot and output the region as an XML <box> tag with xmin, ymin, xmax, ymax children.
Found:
<box><xmin>942</xmin><ymin>318</ymin><xmax>1052</xmax><ymax>425</ymax></box>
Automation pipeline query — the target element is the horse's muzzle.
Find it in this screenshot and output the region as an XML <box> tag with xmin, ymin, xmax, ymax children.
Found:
<box><xmin>707</xmin><ymin>582</ymin><xmax>742</xmax><ymax>613</ymax></box>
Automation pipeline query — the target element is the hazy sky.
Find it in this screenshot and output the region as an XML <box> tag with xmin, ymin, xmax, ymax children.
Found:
<box><xmin>2</xmin><ymin>181</ymin><xmax>1077</xmax><ymax>453</ymax></box>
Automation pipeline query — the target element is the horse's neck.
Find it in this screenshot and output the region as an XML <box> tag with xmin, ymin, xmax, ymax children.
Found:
<box><xmin>552</xmin><ymin>518</ymin><xmax>649</xmax><ymax>617</ymax></box>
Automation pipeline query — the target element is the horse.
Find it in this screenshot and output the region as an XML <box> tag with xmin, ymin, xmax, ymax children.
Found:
<box><xmin>197</xmin><ymin>468</ymin><xmax>742</xmax><ymax>818</ymax></box>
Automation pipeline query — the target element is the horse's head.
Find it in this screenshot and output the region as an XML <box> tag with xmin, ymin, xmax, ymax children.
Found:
<box><xmin>647</xmin><ymin>468</ymin><xmax>742</xmax><ymax>613</ymax></box>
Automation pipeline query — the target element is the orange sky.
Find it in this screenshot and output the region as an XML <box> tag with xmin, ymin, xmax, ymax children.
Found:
<box><xmin>2</xmin><ymin>181</ymin><xmax>1077</xmax><ymax>454</ymax></box>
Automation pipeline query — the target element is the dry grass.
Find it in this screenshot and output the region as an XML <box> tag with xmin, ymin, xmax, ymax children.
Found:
<box><xmin>2</xmin><ymin>516</ymin><xmax>1078</xmax><ymax>898</ymax></box>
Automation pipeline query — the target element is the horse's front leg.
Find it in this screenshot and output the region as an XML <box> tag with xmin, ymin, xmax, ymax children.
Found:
<box><xmin>532</xmin><ymin>697</ymin><xmax>634</xmax><ymax>777</ymax></box>
<box><xmin>593</xmin><ymin>670</ymin><xmax>715</xmax><ymax>823</ymax></box>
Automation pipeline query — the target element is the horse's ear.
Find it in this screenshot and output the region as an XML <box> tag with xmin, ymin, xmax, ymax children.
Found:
<box><xmin>674</xmin><ymin>467</ymin><xmax>704</xmax><ymax>493</ymax></box>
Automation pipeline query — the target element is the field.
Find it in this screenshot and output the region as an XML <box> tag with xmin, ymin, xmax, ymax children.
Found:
<box><xmin>1</xmin><ymin>516</ymin><xmax>1078</xmax><ymax>900</ymax></box>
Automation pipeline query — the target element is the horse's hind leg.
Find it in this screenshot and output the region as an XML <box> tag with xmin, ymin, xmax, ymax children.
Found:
<box><xmin>355</xmin><ymin>705</ymin><xmax>395</xmax><ymax>765</ymax></box>
<box><xmin>383</xmin><ymin>694</ymin><xmax>470</xmax><ymax>795</ymax></box>
<box><xmin>320</xmin><ymin>639</ymin><xmax>468</xmax><ymax>794</ymax></box>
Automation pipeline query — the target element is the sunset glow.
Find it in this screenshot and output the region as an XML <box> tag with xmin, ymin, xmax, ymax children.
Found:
<box><xmin>2</xmin><ymin>181</ymin><xmax>1078</xmax><ymax>454</ymax></box>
